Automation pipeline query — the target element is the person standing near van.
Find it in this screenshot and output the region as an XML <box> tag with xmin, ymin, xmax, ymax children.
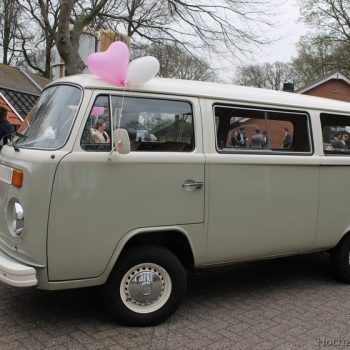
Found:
<box><xmin>262</xmin><ymin>131</ymin><xmax>268</xmax><ymax>148</ymax></box>
<box><xmin>250</xmin><ymin>129</ymin><xmax>264</xmax><ymax>148</ymax></box>
<box><xmin>282</xmin><ymin>127</ymin><xmax>292</xmax><ymax>149</ymax></box>
<box><xmin>0</xmin><ymin>106</ymin><xmax>13</xmax><ymax>146</ymax></box>
<box><xmin>236</xmin><ymin>127</ymin><xmax>247</xmax><ymax>147</ymax></box>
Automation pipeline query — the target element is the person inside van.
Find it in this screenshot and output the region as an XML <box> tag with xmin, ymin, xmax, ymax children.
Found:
<box><xmin>331</xmin><ymin>133</ymin><xmax>346</xmax><ymax>151</ymax></box>
<box><xmin>341</xmin><ymin>134</ymin><xmax>349</xmax><ymax>150</ymax></box>
<box><xmin>90</xmin><ymin>119</ymin><xmax>110</xmax><ymax>143</ymax></box>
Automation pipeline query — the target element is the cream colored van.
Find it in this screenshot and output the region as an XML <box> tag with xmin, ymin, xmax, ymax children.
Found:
<box><xmin>1</xmin><ymin>75</ymin><xmax>350</xmax><ymax>326</ymax></box>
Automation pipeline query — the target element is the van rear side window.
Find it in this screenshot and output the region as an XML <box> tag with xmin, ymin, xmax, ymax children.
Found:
<box><xmin>214</xmin><ymin>105</ymin><xmax>311</xmax><ymax>154</ymax></box>
<box><xmin>321</xmin><ymin>113</ymin><xmax>350</xmax><ymax>155</ymax></box>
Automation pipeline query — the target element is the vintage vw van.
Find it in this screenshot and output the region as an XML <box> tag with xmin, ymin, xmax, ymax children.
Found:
<box><xmin>1</xmin><ymin>75</ymin><xmax>350</xmax><ymax>326</ymax></box>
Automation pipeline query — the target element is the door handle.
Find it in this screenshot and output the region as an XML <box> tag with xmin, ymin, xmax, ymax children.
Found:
<box><xmin>182</xmin><ymin>180</ymin><xmax>205</xmax><ymax>191</ymax></box>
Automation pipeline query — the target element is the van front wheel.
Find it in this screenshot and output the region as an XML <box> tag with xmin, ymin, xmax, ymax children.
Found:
<box><xmin>331</xmin><ymin>236</ymin><xmax>350</xmax><ymax>283</ymax></box>
<box><xmin>103</xmin><ymin>245</ymin><xmax>187</xmax><ymax>326</ymax></box>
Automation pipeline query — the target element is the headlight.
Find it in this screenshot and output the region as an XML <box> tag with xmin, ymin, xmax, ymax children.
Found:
<box><xmin>12</xmin><ymin>202</ymin><xmax>24</xmax><ymax>236</ymax></box>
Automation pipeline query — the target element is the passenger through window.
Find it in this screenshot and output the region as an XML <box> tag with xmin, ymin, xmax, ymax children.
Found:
<box><xmin>321</xmin><ymin>113</ymin><xmax>350</xmax><ymax>155</ymax></box>
<box><xmin>111</xmin><ymin>97</ymin><xmax>194</xmax><ymax>152</ymax></box>
<box><xmin>81</xmin><ymin>95</ymin><xmax>111</xmax><ymax>152</ymax></box>
<box><xmin>215</xmin><ymin>105</ymin><xmax>311</xmax><ymax>153</ymax></box>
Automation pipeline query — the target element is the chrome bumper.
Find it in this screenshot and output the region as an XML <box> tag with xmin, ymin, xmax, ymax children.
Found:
<box><xmin>0</xmin><ymin>249</ymin><xmax>37</xmax><ymax>287</ymax></box>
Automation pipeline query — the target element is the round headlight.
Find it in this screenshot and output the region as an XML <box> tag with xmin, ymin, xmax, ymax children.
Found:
<box><xmin>12</xmin><ymin>202</ymin><xmax>24</xmax><ymax>236</ymax></box>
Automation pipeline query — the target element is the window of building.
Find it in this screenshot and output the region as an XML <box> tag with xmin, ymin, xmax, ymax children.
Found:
<box><xmin>214</xmin><ymin>105</ymin><xmax>311</xmax><ymax>154</ymax></box>
<box><xmin>321</xmin><ymin>113</ymin><xmax>350</xmax><ymax>155</ymax></box>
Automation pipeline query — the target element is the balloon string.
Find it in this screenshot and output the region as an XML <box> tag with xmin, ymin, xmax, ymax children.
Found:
<box><xmin>118</xmin><ymin>84</ymin><xmax>127</xmax><ymax>129</ymax></box>
<box><xmin>110</xmin><ymin>84</ymin><xmax>128</xmax><ymax>156</ymax></box>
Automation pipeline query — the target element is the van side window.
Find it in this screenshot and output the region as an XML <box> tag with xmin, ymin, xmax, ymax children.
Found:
<box><xmin>214</xmin><ymin>105</ymin><xmax>311</xmax><ymax>154</ymax></box>
<box><xmin>321</xmin><ymin>113</ymin><xmax>350</xmax><ymax>155</ymax></box>
<box><xmin>81</xmin><ymin>95</ymin><xmax>111</xmax><ymax>152</ymax></box>
<box><xmin>111</xmin><ymin>96</ymin><xmax>194</xmax><ymax>152</ymax></box>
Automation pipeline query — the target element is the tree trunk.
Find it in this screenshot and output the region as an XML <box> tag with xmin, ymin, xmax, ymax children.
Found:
<box><xmin>44</xmin><ymin>37</ymin><xmax>53</xmax><ymax>78</ymax></box>
<box><xmin>55</xmin><ymin>0</ymin><xmax>85</xmax><ymax>76</ymax></box>
<box><xmin>2</xmin><ymin>0</ymin><xmax>16</xmax><ymax>65</ymax></box>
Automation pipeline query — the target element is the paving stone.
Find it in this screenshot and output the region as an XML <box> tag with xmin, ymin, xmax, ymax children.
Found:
<box><xmin>0</xmin><ymin>253</ymin><xmax>349</xmax><ymax>349</ymax></box>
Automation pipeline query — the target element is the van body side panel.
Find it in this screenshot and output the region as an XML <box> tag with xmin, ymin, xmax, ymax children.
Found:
<box><xmin>316</xmin><ymin>158</ymin><xmax>350</xmax><ymax>248</ymax></box>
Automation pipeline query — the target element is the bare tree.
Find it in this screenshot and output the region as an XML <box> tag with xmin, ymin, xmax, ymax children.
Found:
<box><xmin>299</xmin><ymin>0</ymin><xmax>350</xmax><ymax>45</ymax></box>
<box><xmin>54</xmin><ymin>0</ymin><xmax>110</xmax><ymax>76</ymax></box>
<box><xmin>132</xmin><ymin>43</ymin><xmax>215</xmax><ymax>81</ymax></box>
<box><xmin>292</xmin><ymin>0</ymin><xmax>350</xmax><ymax>86</ymax></box>
<box><xmin>0</xmin><ymin>0</ymin><xmax>21</xmax><ymax>64</ymax></box>
<box><xmin>101</xmin><ymin>0</ymin><xmax>276</xmax><ymax>56</ymax></box>
<box><xmin>291</xmin><ymin>34</ymin><xmax>350</xmax><ymax>87</ymax></box>
<box><xmin>2</xmin><ymin>0</ymin><xmax>277</xmax><ymax>77</ymax></box>
<box><xmin>235</xmin><ymin>62</ymin><xmax>294</xmax><ymax>90</ymax></box>
<box><xmin>13</xmin><ymin>0</ymin><xmax>60</xmax><ymax>78</ymax></box>
<box><xmin>42</xmin><ymin>0</ymin><xmax>276</xmax><ymax>76</ymax></box>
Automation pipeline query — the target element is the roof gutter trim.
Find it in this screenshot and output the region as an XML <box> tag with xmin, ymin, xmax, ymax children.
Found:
<box><xmin>18</xmin><ymin>66</ymin><xmax>43</xmax><ymax>93</ymax></box>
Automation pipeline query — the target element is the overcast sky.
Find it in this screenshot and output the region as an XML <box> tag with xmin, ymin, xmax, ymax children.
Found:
<box><xmin>217</xmin><ymin>0</ymin><xmax>308</xmax><ymax>82</ymax></box>
<box><xmin>256</xmin><ymin>0</ymin><xmax>307</xmax><ymax>64</ymax></box>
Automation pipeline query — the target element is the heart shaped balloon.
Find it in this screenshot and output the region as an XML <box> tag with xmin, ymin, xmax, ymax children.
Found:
<box><xmin>87</xmin><ymin>41</ymin><xmax>130</xmax><ymax>86</ymax></box>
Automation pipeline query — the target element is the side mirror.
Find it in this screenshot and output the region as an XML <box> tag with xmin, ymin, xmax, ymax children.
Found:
<box><xmin>112</xmin><ymin>128</ymin><xmax>130</xmax><ymax>155</ymax></box>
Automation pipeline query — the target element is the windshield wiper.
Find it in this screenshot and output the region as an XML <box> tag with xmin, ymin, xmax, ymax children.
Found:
<box><xmin>12</xmin><ymin>131</ymin><xmax>28</xmax><ymax>151</ymax></box>
<box><xmin>0</xmin><ymin>131</ymin><xmax>27</xmax><ymax>153</ymax></box>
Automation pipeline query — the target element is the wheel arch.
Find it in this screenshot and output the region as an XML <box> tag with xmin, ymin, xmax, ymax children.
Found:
<box><xmin>332</xmin><ymin>229</ymin><xmax>350</xmax><ymax>251</ymax></box>
<box><xmin>105</xmin><ymin>226</ymin><xmax>197</xmax><ymax>280</ymax></box>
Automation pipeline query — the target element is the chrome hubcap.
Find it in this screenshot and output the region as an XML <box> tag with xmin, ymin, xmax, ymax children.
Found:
<box><xmin>124</xmin><ymin>266</ymin><xmax>165</xmax><ymax>306</ymax></box>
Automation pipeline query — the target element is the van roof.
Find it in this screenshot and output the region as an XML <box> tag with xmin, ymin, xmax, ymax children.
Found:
<box><xmin>52</xmin><ymin>74</ymin><xmax>350</xmax><ymax>114</ymax></box>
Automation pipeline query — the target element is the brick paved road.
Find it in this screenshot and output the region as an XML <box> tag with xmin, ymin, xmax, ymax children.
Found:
<box><xmin>0</xmin><ymin>253</ymin><xmax>350</xmax><ymax>350</ymax></box>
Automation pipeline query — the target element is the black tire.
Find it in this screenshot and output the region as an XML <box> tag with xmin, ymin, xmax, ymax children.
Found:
<box><xmin>331</xmin><ymin>235</ymin><xmax>350</xmax><ymax>283</ymax></box>
<box><xmin>103</xmin><ymin>245</ymin><xmax>187</xmax><ymax>326</ymax></box>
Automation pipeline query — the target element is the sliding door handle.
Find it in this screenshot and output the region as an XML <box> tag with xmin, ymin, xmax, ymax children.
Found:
<box><xmin>182</xmin><ymin>180</ymin><xmax>205</xmax><ymax>191</ymax></box>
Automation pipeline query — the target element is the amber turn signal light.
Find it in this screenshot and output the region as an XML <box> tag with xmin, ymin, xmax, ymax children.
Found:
<box><xmin>12</xmin><ymin>169</ymin><xmax>23</xmax><ymax>188</ymax></box>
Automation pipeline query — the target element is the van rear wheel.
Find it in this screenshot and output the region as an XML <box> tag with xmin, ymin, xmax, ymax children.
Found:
<box><xmin>331</xmin><ymin>236</ymin><xmax>350</xmax><ymax>283</ymax></box>
<box><xmin>103</xmin><ymin>245</ymin><xmax>187</xmax><ymax>326</ymax></box>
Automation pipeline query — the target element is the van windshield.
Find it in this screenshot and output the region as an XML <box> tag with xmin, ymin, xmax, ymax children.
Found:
<box><xmin>16</xmin><ymin>85</ymin><xmax>81</xmax><ymax>150</ymax></box>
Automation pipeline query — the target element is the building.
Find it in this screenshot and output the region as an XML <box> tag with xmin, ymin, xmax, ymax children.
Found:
<box><xmin>0</xmin><ymin>64</ymin><xmax>50</xmax><ymax>127</ymax></box>
<box><xmin>52</xmin><ymin>29</ymin><xmax>130</xmax><ymax>80</ymax></box>
<box><xmin>297</xmin><ymin>70</ymin><xmax>350</xmax><ymax>102</ymax></box>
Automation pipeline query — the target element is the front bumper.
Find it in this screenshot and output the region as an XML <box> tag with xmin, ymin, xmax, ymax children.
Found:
<box><xmin>0</xmin><ymin>249</ymin><xmax>37</xmax><ymax>287</ymax></box>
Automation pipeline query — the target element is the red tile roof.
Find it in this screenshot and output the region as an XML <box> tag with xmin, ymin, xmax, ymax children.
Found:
<box><xmin>0</xmin><ymin>95</ymin><xmax>22</xmax><ymax>126</ymax></box>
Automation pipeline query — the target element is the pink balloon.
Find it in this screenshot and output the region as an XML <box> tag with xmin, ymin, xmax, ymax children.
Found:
<box><xmin>87</xmin><ymin>41</ymin><xmax>130</xmax><ymax>86</ymax></box>
<box><xmin>91</xmin><ymin>106</ymin><xmax>105</xmax><ymax>116</ymax></box>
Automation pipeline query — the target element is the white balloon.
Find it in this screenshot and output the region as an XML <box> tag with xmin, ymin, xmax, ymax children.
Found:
<box><xmin>126</xmin><ymin>56</ymin><xmax>160</xmax><ymax>85</ymax></box>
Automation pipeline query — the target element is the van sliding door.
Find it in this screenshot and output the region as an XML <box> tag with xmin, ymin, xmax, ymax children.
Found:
<box><xmin>203</xmin><ymin>102</ymin><xmax>320</xmax><ymax>264</ymax></box>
